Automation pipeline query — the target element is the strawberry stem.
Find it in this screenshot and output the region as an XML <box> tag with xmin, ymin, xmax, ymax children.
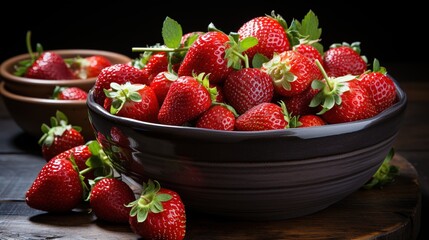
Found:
<box><xmin>314</xmin><ymin>59</ymin><xmax>332</xmax><ymax>92</ymax></box>
<box><xmin>26</xmin><ymin>31</ymin><xmax>35</xmax><ymax>61</ymax></box>
<box><xmin>132</xmin><ymin>46</ymin><xmax>189</xmax><ymax>53</ymax></box>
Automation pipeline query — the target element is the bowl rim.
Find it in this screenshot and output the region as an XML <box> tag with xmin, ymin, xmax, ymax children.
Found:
<box><xmin>86</xmin><ymin>80</ymin><xmax>408</xmax><ymax>140</ymax></box>
<box><xmin>0</xmin><ymin>49</ymin><xmax>131</xmax><ymax>84</ymax></box>
<box><xmin>0</xmin><ymin>81</ymin><xmax>86</xmax><ymax>105</ymax></box>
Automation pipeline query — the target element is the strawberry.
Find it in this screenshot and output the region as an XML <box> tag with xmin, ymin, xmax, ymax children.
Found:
<box><xmin>25</xmin><ymin>157</ymin><xmax>85</xmax><ymax>212</ymax></box>
<box><xmin>149</xmin><ymin>71</ymin><xmax>178</xmax><ymax>104</ymax></box>
<box><xmin>103</xmin><ymin>82</ymin><xmax>160</xmax><ymax>123</ymax></box>
<box><xmin>358</xmin><ymin>59</ymin><xmax>397</xmax><ymax>113</ymax></box>
<box><xmin>141</xmin><ymin>52</ymin><xmax>171</xmax><ymax>85</ymax></box>
<box><xmin>297</xmin><ymin>115</ymin><xmax>326</xmax><ymax>128</ymax></box>
<box><xmin>196</xmin><ymin>104</ymin><xmax>237</xmax><ymax>131</ymax></box>
<box><xmin>93</xmin><ymin>63</ymin><xmax>148</xmax><ymax>106</ymax></box>
<box><xmin>158</xmin><ymin>73</ymin><xmax>216</xmax><ymax>126</ymax></box>
<box><xmin>323</xmin><ymin>42</ymin><xmax>367</xmax><ymax>77</ymax></box>
<box><xmin>223</xmin><ymin>67</ymin><xmax>274</xmax><ymax>114</ymax></box>
<box><xmin>38</xmin><ymin>111</ymin><xmax>85</xmax><ymax>161</ymax></box>
<box><xmin>294</xmin><ymin>44</ymin><xmax>324</xmax><ymax>79</ymax></box>
<box><xmin>310</xmin><ymin>60</ymin><xmax>378</xmax><ymax>124</ymax></box>
<box><xmin>52</xmin><ymin>86</ymin><xmax>88</xmax><ymax>100</ymax></box>
<box><xmin>89</xmin><ymin>177</ymin><xmax>136</xmax><ymax>223</ymax></box>
<box><xmin>261</xmin><ymin>50</ymin><xmax>320</xmax><ymax>97</ymax></box>
<box><xmin>67</xmin><ymin>55</ymin><xmax>112</xmax><ymax>79</ymax></box>
<box><xmin>127</xmin><ymin>179</ymin><xmax>186</xmax><ymax>240</ymax></box>
<box><xmin>14</xmin><ymin>31</ymin><xmax>74</xmax><ymax>80</ymax></box>
<box><xmin>237</xmin><ymin>11</ymin><xmax>290</xmax><ymax>63</ymax></box>
<box><xmin>235</xmin><ymin>101</ymin><xmax>290</xmax><ymax>131</ymax></box>
<box><xmin>280</xmin><ymin>85</ymin><xmax>319</xmax><ymax>116</ymax></box>
<box><xmin>177</xmin><ymin>30</ymin><xmax>232</xmax><ymax>84</ymax></box>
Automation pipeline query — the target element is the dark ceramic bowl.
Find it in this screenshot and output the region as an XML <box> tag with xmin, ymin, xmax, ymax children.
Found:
<box><xmin>0</xmin><ymin>49</ymin><xmax>131</xmax><ymax>98</ymax></box>
<box><xmin>0</xmin><ymin>81</ymin><xmax>94</xmax><ymax>141</ymax></box>
<box><xmin>86</xmin><ymin>81</ymin><xmax>407</xmax><ymax>220</ymax></box>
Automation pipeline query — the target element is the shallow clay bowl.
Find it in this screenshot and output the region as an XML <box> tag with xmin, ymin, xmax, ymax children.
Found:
<box><xmin>0</xmin><ymin>81</ymin><xmax>94</xmax><ymax>141</ymax></box>
<box><xmin>0</xmin><ymin>49</ymin><xmax>131</xmax><ymax>98</ymax></box>
<box><xmin>86</xmin><ymin>80</ymin><xmax>407</xmax><ymax>220</ymax></box>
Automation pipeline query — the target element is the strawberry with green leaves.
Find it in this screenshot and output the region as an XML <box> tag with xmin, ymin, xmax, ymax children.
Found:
<box><xmin>52</xmin><ymin>86</ymin><xmax>88</xmax><ymax>100</ymax></box>
<box><xmin>196</xmin><ymin>104</ymin><xmax>238</xmax><ymax>131</ymax></box>
<box><xmin>25</xmin><ymin>156</ymin><xmax>86</xmax><ymax>212</ymax></box>
<box><xmin>67</xmin><ymin>55</ymin><xmax>112</xmax><ymax>79</ymax></box>
<box><xmin>237</xmin><ymin>11</ymin><xmax>290</xmax><ymax>63</ymax></box>
<box><xmin>358</xmin><ymin>59</ymin><xmax>397</xmax><ymax>113</ymax></box>
<box><xmin>280</xmin><ymin>85</ymin><xmax>319</xmax><ymax>116</ymax></box>
<box><xmin>323</xmin><ymin>42</ymin><xmax>368</xmax><ymax>77</ymax></box>
<box><xmin>89</xmin><ymin>177</ymin><xmax>136</xmax><ymax>223</ymax></box>
<box><xmin>261</xmin><ymin>50</ymin><xmax>320</xmax><ymax>97</ymax></box>
<box><xmin>310</xmin><ymin>60</ymin><xmax>377</xmax><ymax>124</ymax></box>
<box><xmin>103</xmin><ymin>82</ymin><xmax>160</xmax><ymax>123</ymax></box>
<box><xmin>235</xmin><ymin>101</ymin><xmax>293</xmax><ymax>131</ymax></box>
<box><xmin>149</xmin><ymin>71</ymin><xmax>178</xmax><ymax>104</ymax></box>
<box><xmin>297</xmin><ymin>115</ymin><xmax>326</xmax><ymax>128</ymax></box>
<box><xmin>38</xmin><ymin>111</ymin><xmax>85</xmax><ymax>161</ymax></box>
<box><xmin>14</xmin><ymin>31</ymin><xmax>75</xmax><ymax>80</ymax></box>
<box><xmin>93</xmin><ymin>63</ymin><xmax>148</xmax><ymax>106</ymax></box>
<box><xmin>127</xmin><ymin>179</ymin><xmax>186</xmax><ymax>240</ymax></box>
<box><xmin>158</xmin><ymin>73</ymin><xmax>217</xmax><ymax>126</ymax></box>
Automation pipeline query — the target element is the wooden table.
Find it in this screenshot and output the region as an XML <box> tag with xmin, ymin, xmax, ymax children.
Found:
<box><xmin>1</xmin><ymin>69</ymin><xmax>428</xmax><ymax>239</ymax></box>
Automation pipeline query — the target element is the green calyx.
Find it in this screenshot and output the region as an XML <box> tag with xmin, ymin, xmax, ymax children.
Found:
<box><xmin>225</xmin><ymin>33</ymin><xmax>258</xmax><ymax>69</ymax></box>
<box><xmin>309</xmin><ymin>60</ymin><xmax>355</xmax><ymax>114</ymax></box>
<box><xmin>194</xmin><ymin>72</ymin><xmax>218</xmax><ymax>103</ymax></box>
<box><xmin>14</xmin><ymin>31</ymin><xmax>44</xmax><ymax>76</ymax></box>
<box><xmin>262</xmin><ymin>53</ymin><xmax>297</xmax><ymax>91</ymax></box>
<box><xmin>104</xmin><ymin>82</ymin><xmax>145</xmax><ymax>115</ymax></box>
<box><xmin>267</xmin><ymin>10</ymin><xmax>288</xmax><ymax>32</ymax></box>
<box><xmin>363</xmin><ymin>148</ymin><xmax>399</xmax><ymax>189</ymax></box>
<box><xmin>38</xmin><ymin>110</ymin><xmax>81</xmax><ymax>147</ymax></box>
<box><xmin>126</xmin><ymin>179</ymin><xmax>172</xmax><ymax>223</ymax></box>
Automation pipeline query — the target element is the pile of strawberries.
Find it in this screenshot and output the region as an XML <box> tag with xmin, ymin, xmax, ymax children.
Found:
<box><xmin>92</xmin><ymin>10</ymin><xmax>397</xmax><ymax>132</ymax></box>
<box><xmin>24</xmin><ymin>10</ymin><xmax>399</xmax><ymax>240</ymax></box>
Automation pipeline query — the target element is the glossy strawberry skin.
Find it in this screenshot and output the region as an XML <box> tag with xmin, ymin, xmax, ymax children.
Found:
<box><xmin>150</xmin><ymin>71</ymin><xmax>175</xmax><ymax>104</ymax></box>
<box><xmin>129</xmin><ymin>188</ymin><xmax>186</xmax><ymax>240</ymax></box>
<box><xmin>235</xmin><ymin>102</ymin><xmax>287</xmax><ymax>131</ymax></box>
<box><xmin>84</xmin><ymin>55</ymin><xmax>112</xmax><ymax>78</ymax></box>
<box><xmin>104</xmin><ymin>85</ymin><xmax>160</xmax><ymax>123</ymax></box>
<box><xmin>49</xmin><ymin>144</ymin><xmax>94</xmax><ymax>181</ymax></box>
<box><xmin>358</xmin><ymin>72</ymin><xmax>397</xmax><ymax>113</ymax></box>
<box><xmin>25</xmin><ymin>52</ymin><xmax>75</xmax><ymax>80</ymax></box>
<box><xmin>142</xmin><ymin>52</ymin><xmax>170</xmax><ymax>85</ymax></box>
<box><xmin>93</xmin><ymin>64</ymin><xmax>148</xmax><ymax>105</ymax></box>
<box><xmin>298</xmin><ymin>115</ymin><xmax>326</xmax><ymax>128</ymax></box>
<box><xmin>25</xmin><ymin>158</ymin><xmax>83</xmax><ymax>212</ymax></box>
<box><xmin>280</xmin><ymin>85</ymin><xmax>319</xmax><ymax>116</ymax></box>
<box><xmin>55</xmin><ymin>87</ymin><xmax>88</xmax><ymax>100</ymax></box>
<box><xmin>321</xmin><ymin>80</ymin><xmax>378</xmax><ymax>124</ymax></box>
<box><xmin>41</xmin><ymin>128</ymin><xmax>85</xmax><ymax>161</ymax></box>
<box><xmin>323</xmin><ymin>46</ymin><xmax>367</xmax><ymax>77</ymax></box>
<box><xmin>89</xmin><ymin>178</ymin><xmax>136</xmax><ymax>223</ymax></box>
<box><xmin>177</xmin><ymin>31</ymin><xmax>232</xmax><ymax>84</ymax></box>
<box><xmin>223</xmin><ymin>68</ymin><xmax>274</xmax><ymax>114</ymax></box>
<box><xmin>238</xmin><ymin>16</ymin><xmax>290</xmax><ymax>62</ymax></box>
<box><xmin>294</xmin><ymin>44</ymin><xmax>323</xmax><ymax>79</ymax></box>
<box><xmin>196</xmin><ymin>105</ymin><xmax>236</xmax><ymax>131</ymax></box>
<box><xmin>158</xmin><ymin>76</ymin><xmax>212</xmax><ymax>126</ymax></box>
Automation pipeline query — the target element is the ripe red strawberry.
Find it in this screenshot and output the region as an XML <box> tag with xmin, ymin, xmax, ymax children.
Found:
<box><xmin>25</xmin><ymin>51</ymin><xmax>76</xmax><ymax>80</ymax></box>
<box><xmin>89</xmin><ymin>177</ymin><xmax>136</xmax><ymax>223</ymax></box>
<box><xmin>235</xmin><ymin>101</ymin><xmax>289</xmax><ymax>131</ymax></box>
<box><xmin>158</xmin><ymin>73</ymin><xmax>216</xmax><ymax>126</ymax></box>
<box><xmin>358</xmin><ymin>59</ymin><xmax>397</xmax><ymax>113</ymax></box>
<box><xmin>52</xmin><ymin>86</ymin><xmax>88</xmax><ymax>100</ymax></box>
<box><xmin>297</xmin><ymin>115</ymin><xmax>326</xmax><ymax>128</ymax></box>
<box><xmin>323</xmin><ymin>42</ymin><xmax>367</xmax><ymax>77</ymax></box>
<box><xmin>196</xmin><ymin>104</ymin><xmax>237</xmax><ymax>131</ymax></box>
<box><xmin>68</xmin><ymin>55</ymin><xmax>112</xmax><ymax>79</ymax></box>
<box><xmin>223</xmin><ymin>68</ymin><xmax>274</xmax><ymax>114</ymax></box>
<box><xmin>177</xmin><ymin>31</ymin><xmax>232</xmax><ymax>84</ymax></box>
<box><xmin>261</xmin><ymin>50</ymin><xmax>320</xmax><ymax>97</ymax></box>
<box><xmin>280</xmin><ymin>85</ymin><xmax>319</xmax><ymax>116</ymax></box>
<box><xmin>103</xmin><ymin>82</ymin><xmax>160</xmax><ymax>123</ymax></box>
<box><xmin>93</xmin><ymin>64</ymin><xmax>148</xmax><ymax>106</ymax></box>
<box><xmin>310</xmin><ymin>60</ymin><xmax>377</xmax><ymax>124</ymax></box>
<box><xmin>149</xmin><ymin>71</ymin><xmax>178</xmax><ymax>104</ymax></box>
<box><xmin>141</xmin><ymin>52</ymin><xmax>170</xmax><ymax>85</ymax></box>
<box><xmin>127</xmin><ymin>179</ymin><xmax>186</xmax><ymax>240</ymax></box>
<box><xmin>237</xmin><ymin>11</ymin><xmax>290</xmax><ymax>63</ymax></box>
<box><xmin>38</xmin><ymin>111</ymin><xmax>85</xmax><ymax>161</ymax></box>
<box><xmin>293</xmin><ymin>44</ymin><xmax>323</xmax><ymax>80</ymax></box>
<box><xmin>25</xmin><ymin>157</ymin><xmax>84</xmax><ymax>212</ymax></box>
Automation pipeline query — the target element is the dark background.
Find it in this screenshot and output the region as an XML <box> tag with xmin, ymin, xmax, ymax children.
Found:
<box><xmin>1</xmin><ymin>3</ymin><xmax>428</xmax><ymax>80</ymax></box>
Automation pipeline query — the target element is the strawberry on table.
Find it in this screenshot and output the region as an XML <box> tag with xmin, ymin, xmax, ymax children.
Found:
<box><xmin>38</xmin><ymin>110</ymin><xmax>85</xmax><ymax>161</ymax></box>
<box><xmin>127</xmin><ymin>179</ymin><xmax>186</xmax><ymax>240</ymax></box>
<box><xmin>323</xmin><ymin>42</ymin><xmax>368</xmax><ymax>77</ymax></box>
<box><xmin>89</xmin><ymin>177</ymin><xmax>136</xmax><ymax>223</ymax></box>
<box><xmin>52</xmin><ymin>86</ymin><xmax>88</xmax><ymax>100</ymax></box>
<box><xmin>103</xmin><ymin>82</ymin><xmax>160</xmax><ymax>123</ymax></box>
<box><xmin>25</xmin><ymin>157</ymin><xmax>85</xmax><ymax>212</ymax></box>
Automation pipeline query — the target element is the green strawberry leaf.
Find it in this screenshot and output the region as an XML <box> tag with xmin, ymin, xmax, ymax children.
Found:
<box><xmin>238</xmin><ymin>36</ymin><xmax>258</xmax><ymax>52</ymax></box>
<box><xmin>363</xmin><ymin>148</ymin><xmax>399</xmax><ymax>189</ymax></box>
<box><xmin>252</xmin><ymin>53</ymin><xmax>269</xmax><ymax>68</ymax></box>
<box><xmin>162</xmin><ymin>16</ymin><xmax>183</xmax><ymax>49</ymax></box>
<box><xmin>300</xmin><ymin>10</ymin><xmax>322</xmax><ymax>41</ymax></box>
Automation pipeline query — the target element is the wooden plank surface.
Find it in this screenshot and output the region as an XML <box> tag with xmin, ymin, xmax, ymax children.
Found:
<box><xmin>0</xmin><ymin>153</ymin><xmax>421</xmax><ymax>240</ymax></box>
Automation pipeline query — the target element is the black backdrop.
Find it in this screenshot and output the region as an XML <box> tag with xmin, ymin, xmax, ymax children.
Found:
<box><xmin>1</xmin><ymin>3</ymin><xmax>428</xmax><ymax>66</ymax></box>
